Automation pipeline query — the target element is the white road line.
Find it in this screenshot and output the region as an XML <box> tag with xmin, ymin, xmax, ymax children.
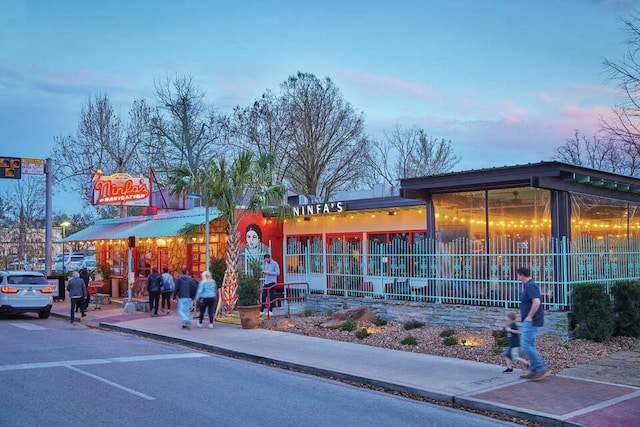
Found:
<box><xmin>9</xmin><ymin>323</ymin><xmax>47</xmax><ymax>331</ymax></box>
<box><xmin>66</xmin><ymin>365</ymin><xmax>155</xmax><ymax>400</ymax></box>
<box><xmin>0</xmin><ymin>352</ymin><xmax>208</xmax><ymax>372</ymax></box>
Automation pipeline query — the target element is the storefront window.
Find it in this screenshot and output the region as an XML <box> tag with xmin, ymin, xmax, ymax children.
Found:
<box><xmin>285</xmin><ymin>235</ymin><xmax>323</xmax><ymax>274</ymax></box>
<box><xmin>107</xmin><ymin>243</ymin><xmax>126</xmax><ymax>278</ymax></box>
<box><xmin>433</xmin><ymin>191</ymin><xmax>486</xmax><ymax>244</ymax></box>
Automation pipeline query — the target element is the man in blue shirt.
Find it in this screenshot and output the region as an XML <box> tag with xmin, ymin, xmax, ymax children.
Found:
<box><xmin>261</xmin><ymin>253</ymin><xmax>280</xmax><ymax>316</ymax></box>
<box><xmin>517</xmin><ymin>267</ymin><xmax>550</xmax><ymax>380</ymax></box>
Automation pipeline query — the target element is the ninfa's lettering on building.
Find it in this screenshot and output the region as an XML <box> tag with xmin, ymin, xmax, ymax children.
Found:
<box><xmin>292</xmin><ymin>202</ymin><xmax>345</xmax><ymax>216</ymax></box>
<box><xmin>91</xmin><ymin>170</ymin><xmax>151</xmax><ymax>206</ymax></box>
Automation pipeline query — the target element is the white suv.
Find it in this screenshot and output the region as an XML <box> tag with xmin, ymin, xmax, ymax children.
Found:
<box><xmin>0</xmin><ymin>271</ymin><xmax>53</xmax><ymax>318</ymax></box>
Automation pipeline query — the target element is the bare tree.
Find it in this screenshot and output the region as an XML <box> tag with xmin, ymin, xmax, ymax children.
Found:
<box><xmin>367</xmin><ymin>125</ymin><xmax>460</xmax><ymax>185</ymax></box>
<box><xmin>279</xmin><ymin>72</ymin><xmax>370</xmax><ymax>201</ymax></box>
<box><xmin>1</xmin><ymin>176</ymin><xmax>46</xmax><ymax>264</ymax></box>
<box><xmin>601</xmin><ymin>14</ymin><xmax>640</xmax><ymax>176</ymax></box>
<box><xmin>230</xmin><ymin>90</ymin><xmax>292</xmax><ymax>185</ymax></box>
<box><xmin>51</xmin><ymin>94</ymin><xmax>149</xmax><ymax>214</ymax></box>
<box><xmin>552</xmin><ymin>130</ymin><xmax>635</xmax><ymax>174</ymax></box>
<box><xmin>150</xmin><ymin>75</ymin><xmax>227</xmax><ymax>178</ymax></box>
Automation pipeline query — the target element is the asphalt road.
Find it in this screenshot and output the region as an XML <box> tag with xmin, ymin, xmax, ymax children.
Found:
<box><xmin>0</xmin><ymin>315</ymin><xmax>519</xmax><ymax>427</ymax></box>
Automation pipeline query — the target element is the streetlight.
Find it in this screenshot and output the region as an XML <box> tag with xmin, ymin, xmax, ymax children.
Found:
<box><xmin>59</xmin><ymin>221</ymin><xmax>71</xmax><ymax>274</ymax></box>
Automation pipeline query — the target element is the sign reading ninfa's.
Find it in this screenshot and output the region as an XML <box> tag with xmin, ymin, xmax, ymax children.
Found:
<box><xmin>92</xmin><ymin>170</ymin><xmax>150</xmax><ymax>206</ymax></box>
<box><xmin>292</xmin><ymin>202</ymin><xmax>345</xmax><ymax>216</ymax></box>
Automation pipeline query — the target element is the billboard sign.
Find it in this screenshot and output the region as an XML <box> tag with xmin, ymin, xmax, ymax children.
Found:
<box><xmin>91</xmin><ymin>170</ymin><xmax>151</xmax><ymax>206</ymax></box>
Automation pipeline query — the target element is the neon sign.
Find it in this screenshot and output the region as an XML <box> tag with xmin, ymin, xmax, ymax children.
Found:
<box><xmin>292</xmin><ymin>202</ymin><xmax>345</xmax><ymax>216</ymax></box>
<box><xmin>92</xmin><ymin>170</ymin><xmax>150</xmax><ymax>206</ymax></box>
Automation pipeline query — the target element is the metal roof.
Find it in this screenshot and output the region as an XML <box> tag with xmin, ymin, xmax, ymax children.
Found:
<box><xmin>64</xmin><ymin>207</ymin><xmax>221</xmax><ymax>242</ymax></box>
<box><xmin>400</xmin><ymin>161</ymin><xmax>640</xmax><ymax>203</ymax></box>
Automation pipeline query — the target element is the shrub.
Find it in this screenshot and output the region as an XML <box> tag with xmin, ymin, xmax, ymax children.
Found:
<box><xmin>401</xmin><ymin>335</ymin><xmax>417</xmax><ymax>345</ymax></box>
<box><xmin>572</xmin><ymin>282</ymin><xmax>615</xmax><ymax>342</ymax></box>
<box><xmin>326</xmin><ymin>308</ymin><xmax>333</xmax><ymax>316</ymax></box>
<box><xmin>492</xmin><ymin>329</ymin><xmax>508</xmax><ymax>347</ymax></box>
<box><xmin>373</xmin><ymin>316</ymin><xmax>388</xmax><ymax>326</ymax></box>
<box><xmin>355</xmin><ymin>328</ymin><xmax>370</xmax><ymax>339</ymax></box>
<box><xmin>611</xmin><ymin>281</ymin><xmax>640</xmax><ymax>338</ymax></box>
<box><xmin>492</xmin><ymin>345</ymin><xmax>504</xmax><ymax>354</ymax></box>
<box><xmin>440</xmin><ymin>328</ymin><xmax>456</xmax><ymax>338</ymax></box>
<box><xmin>443</xmin><ymin>336</ymin><xmax>458</xmax><ymax>346</ymax></box>
<box><xmin>404</xmin><ymin>320</ymin><xmax>425</xmax><ymax>330</ymax></box>
<box><xmin>208</xmin><ymin>258</ymin><xmax>226</xmax><ymax>289</ymax></box>
<box><xmin>341</xmin><ymin>318</ymin><xmax>357</xmax><ymax>331</ymax></box>
<box><xmin>302</xmin><ymin>308</ymin><xmax>315</xmax><ymax>317</ymax></box>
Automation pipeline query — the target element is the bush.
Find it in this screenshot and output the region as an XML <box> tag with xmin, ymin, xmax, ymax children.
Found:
<box><xmin>236</xmin><ymin>260</ymin><xmax>262</xmax><ymax>306</ymax></box>
<box><xmin>209</xmin><ymin>258</ymin><xmax>226</xmax><ymax>288</ymax></box>
<box><xmin>492</xmin><ymin>329</ymin><xmax>508</xmax><ymax>347</ymax></box>
<box><xmin>572</xmin><ymin>282</ymin><xmax>615</xmax><ymax>342</ymax></box>
<box><xmin>440</xmin><ymin>328</ymin><xmax>456</xmax><ymax>338</ymax></box>
<box><xmin>302</xmin><ymin>308</ymin><xmax>316</xmax><ymax>317</ymax></box>
<box><xmin>355</xmin><ymin>328</ymin><xmax>371</xmax><ymax>339</ymax></box>
<box><xmin>373</xmin><ymin>316</ymin><xmax>387</xmax><ymax>326</ymax></box>
<box><xmin>341</xmin><ymin>318</ymin><xmax>357</xmax><ymax>331</ymax></box>
<box><xmin>611</xmin><ymin>281</ymin><xmax>640</xmax><ymax>338</ymax></box>
<box><xmin>404</xmin><ymin>320</ymin><xmax>425</xmax><ymax>330</ymax></box>
<box><xmin>401</xmin><ymin>335</ymin><xmax>417</xmax><ymax>345</ymax></box>
<box><xmin>443</xmin><ymin>336</ymin><xmax>458</xmax><ymax>346</ymax></box>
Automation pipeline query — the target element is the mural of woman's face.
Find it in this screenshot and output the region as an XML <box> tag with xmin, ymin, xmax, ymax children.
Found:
<box><xmin>246</xmin><ymin>229</ymin><xmax>261</xmax><ymax>248</ymax></box>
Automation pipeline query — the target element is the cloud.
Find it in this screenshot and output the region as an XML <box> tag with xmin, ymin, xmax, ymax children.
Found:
<box><xmin>340</xmin><ymin>69</ymin><xmax>442</xmax><ymax>100</ymax></box>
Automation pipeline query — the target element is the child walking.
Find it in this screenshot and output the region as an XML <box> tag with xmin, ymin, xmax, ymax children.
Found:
<box><xmin>502</xmin><ymin>310</ymin><xmax>530</xmax><ymax>373</ymax></box>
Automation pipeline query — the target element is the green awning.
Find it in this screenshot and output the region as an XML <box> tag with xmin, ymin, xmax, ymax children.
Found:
<box><xmin>64</xmin><ymin>207</ymin><xmax>221</xmax><ymax>241</ymax></box>
<box><xmin>109</xmin><ymin>207</ymin><xmax>221</xmax><ymax>239</ymax></box>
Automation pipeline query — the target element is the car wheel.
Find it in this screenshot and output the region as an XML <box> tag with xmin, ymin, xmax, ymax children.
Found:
<box><xmin>38</xmin><ymin>310</ymin><xmax>51</xmax><ymax>319</ymax></box>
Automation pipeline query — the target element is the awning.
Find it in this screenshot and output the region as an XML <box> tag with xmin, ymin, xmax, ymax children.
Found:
<box><xmin>62</xmin><ymin>218</ymin><xmax>143</xmax><ymax>242</ymax></box>
<box><xmin>64</xmin><ymin>207</ymin><xmax>222</xmax><ymax>242</ymax></box>
<box><xmin>110</xmin><ymin>208</ymin><xmax>221</xmax><ymax>239</ymax></box>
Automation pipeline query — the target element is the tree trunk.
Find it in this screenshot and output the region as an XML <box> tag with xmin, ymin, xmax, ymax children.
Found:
<box><xmin>216</xmin><ymin>226</ymin><xmax>241</xmax><ymax>316</ymax></box>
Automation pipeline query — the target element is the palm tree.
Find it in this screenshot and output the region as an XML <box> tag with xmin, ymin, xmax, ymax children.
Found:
<box><xmin>168</xmin><ymin>151</ymin><xmax>285</xmax><ymax>314</ymax></box>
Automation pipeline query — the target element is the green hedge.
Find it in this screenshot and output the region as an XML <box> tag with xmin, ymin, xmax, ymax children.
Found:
<box><xmin>611</xmin><ymin>281</ymin><xmax>640</xmax><ymax>338</ymax></box>
<box><xmin>571</xmin><ymin>283</ymin><xmax>614</xmax><ymax>342</ymax></box>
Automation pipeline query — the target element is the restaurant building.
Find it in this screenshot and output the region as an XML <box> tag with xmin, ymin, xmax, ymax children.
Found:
<box><xmin>66</xmin><ymin>162</ymin><xmax>640</xmax><ymax>328</ymax></box>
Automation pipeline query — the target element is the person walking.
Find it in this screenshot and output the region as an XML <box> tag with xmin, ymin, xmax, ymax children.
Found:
<box><xmin>517</xmin><ymin>267</ymin><xmax>550</xmax><ymax>380</ymax></box>
<box><xmin>67</xmin><ymin>271</ymin><xmax>87</xmax><ymax>323</ymax></box>
<box><xmin>160</xmin><ymin>266</ymin><xmax>175</xmax><ymax>314</ymax></box>
<box><xmin>261</xmin><ymin>253</ymin><xmax>280</xmax><ymax>316</ymax></box>
<box><xmin>195</xmin><ymin>270</ymin><xmax>217</xmax><ymax>329</ymax></box>
<box><xmin>501</xmin><ymin>310</ymin><xmax>530</xmax><ymax>373</ymax></box>
<box><xmin>146</xmin><ymin>267</ymin><xmax>162</xmax><ymax>317</ymax></box>
<box><xmin>173</xmin><ymin>267</ymin><xmax>196</xmax><ymax>329</ymax></box>
<box><xmin>79</xmin><ymin>267</ymin><xmax>91</xmax><ymax>312</ymax></box>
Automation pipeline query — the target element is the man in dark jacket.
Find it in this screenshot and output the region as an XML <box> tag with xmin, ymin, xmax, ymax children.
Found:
<box><xmin>146</xmin><ymin>267</ymin><xmax>162</xmax><ymax>317</ymax></box>
<box><xmin>173</xmin><ymin>267</ymin><xmax>196</xmax><ymax>329</ymax></box>
<box><xmin>67</xmin><ymin>271</ymin><xmax>87</xmax><ymax>323</ymax></box>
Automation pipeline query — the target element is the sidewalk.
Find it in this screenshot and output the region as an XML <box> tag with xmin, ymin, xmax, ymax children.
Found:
<box><xmin>50</xmin><ymin>299</ymin><xmax>640</xmax><ymax>427</ymax></box>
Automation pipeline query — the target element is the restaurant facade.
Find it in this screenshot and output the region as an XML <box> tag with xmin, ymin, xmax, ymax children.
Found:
<box><xmin>66</xmin><ymin>162</ymin><xmax>640</xmax><ymax>328</ymax></box>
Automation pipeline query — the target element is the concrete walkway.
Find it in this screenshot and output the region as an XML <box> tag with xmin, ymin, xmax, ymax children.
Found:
<box><xmin>50</xmin><ymin>299</ymin><xmax>640</xmax><ymax>427</ymax></box>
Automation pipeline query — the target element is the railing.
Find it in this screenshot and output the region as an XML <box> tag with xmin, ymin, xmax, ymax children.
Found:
<box><xmin>261</xmin><ymin>281</ymin><xmax>310</xmax><ymax>317</ymax></box>
<box><xmin>284</xmin><ymin>236</ymin><xmax>640</xmax><ymax>310</ymax></box>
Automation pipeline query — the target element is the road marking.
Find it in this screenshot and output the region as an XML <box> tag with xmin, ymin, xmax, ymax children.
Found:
<box><xmin>9</xmin><ymin>323</ymin><xmax>47</xmax><ymax>331</ymax></box>
<box><xmin>0</xmin><ymin>352</ymin><xmax>208</xmax><ymax>371</ymax></box>
<box><xmin>66</xmin><ymin>365</ymin><xmax>155</xmax><ymax>400</ymax></box>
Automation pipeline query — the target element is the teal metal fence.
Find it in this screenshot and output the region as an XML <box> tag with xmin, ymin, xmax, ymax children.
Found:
<box><xmin>283</xmin><ymin>236</ymin><xmax>640</xmax><ymax>310</ymax></box>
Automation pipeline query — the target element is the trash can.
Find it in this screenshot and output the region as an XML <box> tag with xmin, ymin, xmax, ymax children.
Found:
<box><xmin>47</xmin><ymin>276</ymin><xmax>66</xmax><ymax>302</ymax></box>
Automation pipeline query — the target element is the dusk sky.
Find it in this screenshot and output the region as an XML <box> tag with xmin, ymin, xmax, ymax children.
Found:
<box><xmin>0</xmin><ymin>0</ymin><xmax>637</xmax><ymax>213</ymax></box>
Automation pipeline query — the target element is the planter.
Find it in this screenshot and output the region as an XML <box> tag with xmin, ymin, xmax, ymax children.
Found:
<box><xmin>237</xmin><ymin>304</ymin><xmax>261</xmax><ymax>329</ymax></box>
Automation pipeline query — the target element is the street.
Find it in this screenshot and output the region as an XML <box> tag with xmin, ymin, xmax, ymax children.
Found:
<box><xmin>0</xmin><ymin>315</ymin><xmax>519</xmax><ymax>427</ymax></box>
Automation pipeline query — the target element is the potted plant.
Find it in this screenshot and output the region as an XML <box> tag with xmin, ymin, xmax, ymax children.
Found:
<box><xmin>236</xmin><ymin>260</ymin><xmax>262</xmax><ymax>329</ymax></box>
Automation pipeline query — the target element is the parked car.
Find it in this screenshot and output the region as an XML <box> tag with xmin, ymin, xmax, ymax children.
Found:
<box><xmin>0</xmin><ymin>271</ymin><xmax>53</xmax><ymax>318</ymax></box>
<box><xmin>53</xmin><ymin>254</ymin><xmax>85</xmax><ymax>273</ymax></box>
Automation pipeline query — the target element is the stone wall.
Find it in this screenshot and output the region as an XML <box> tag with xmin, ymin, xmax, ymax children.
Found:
<box><xmin>305</xmin><ymin>295</ymin><xmax>570</xmax><ymax>338</ymax></box>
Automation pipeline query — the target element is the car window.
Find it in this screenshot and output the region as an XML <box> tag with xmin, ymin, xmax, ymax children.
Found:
<box><xmin>8</xmin><ymin>275</ymin><xmax>48</xmax><ymax>285</ymax></box>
